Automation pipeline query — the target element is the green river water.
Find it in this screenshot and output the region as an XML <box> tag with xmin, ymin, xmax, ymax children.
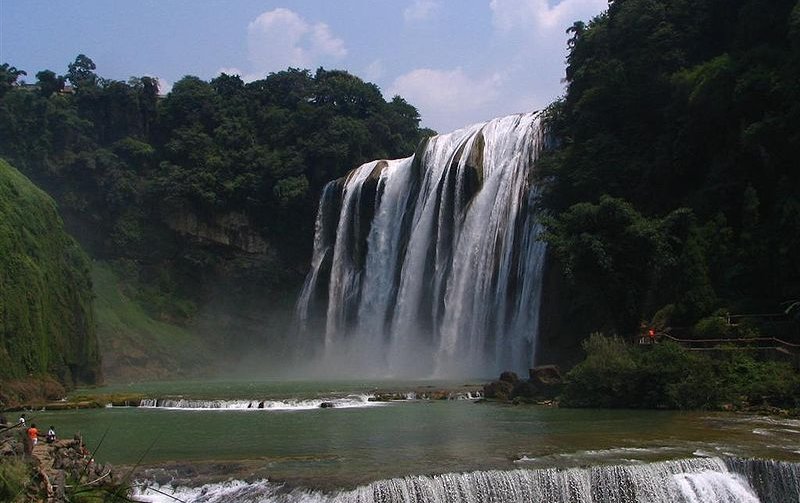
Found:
<box><xmin>25</xmin><ymin>379</ymin><xmax>800</xmax><ymax>489</ymax></box>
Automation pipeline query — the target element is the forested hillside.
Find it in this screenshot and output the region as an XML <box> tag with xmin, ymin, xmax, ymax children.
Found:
<box><xmin>539</xmin><ymin>0</ymin><xmax>800</xmax><ymax>348</ymax></box>
<box><xmin>0</xmin><ymin>59</ymin><xmax>432</xmax><ymax>377</ymax></box>
<box><xmin>0</xmin><ymin>159</ymin><xmax>99</xmax><ymax>394</ymax></box>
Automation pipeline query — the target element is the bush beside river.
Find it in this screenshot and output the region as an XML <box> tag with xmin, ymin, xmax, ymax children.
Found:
<box><xmin>487</xmin><ymin>334</ymin><xmax>800</xmax><ymax>412</ymax></box>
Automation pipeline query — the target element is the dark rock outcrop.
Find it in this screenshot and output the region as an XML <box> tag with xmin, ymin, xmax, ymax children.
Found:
<box><xmin>483</xmin><ymin>380</ymin><xmax>515</xmax><ymax>400</ymax></box>
<box><xmin>484</xmin><ymin>366</ymin><xmax>563</xmax><ymax>403</ymax></box>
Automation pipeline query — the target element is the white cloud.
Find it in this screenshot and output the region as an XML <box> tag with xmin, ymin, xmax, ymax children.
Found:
<box><xmin>363</xmin><ymin>59</ymin><xmax>385</xmax><ymax>82</ymax></box>
<box><xmin>490</xmin><ymin>0</ymin><xmax>606</xmax><ymax>33</ymax></box>
<box><xmin>389</xmin><ymin>68</ymin><xmax>506</xmax><ymax>132</ymax></box>
<box><xmin>404</xmin><ymin>0</ymin><xmax>440</xmax><ymax>22</ymax></box>
<box><xmin>247</xmin><ymin>8</ymin><xmax>346</xmax><ymax>74</ymax></box>
<box><xmin>382</xmin><ymin>0</ymin><xmax>606</xmax><ymax>132</ymax></box>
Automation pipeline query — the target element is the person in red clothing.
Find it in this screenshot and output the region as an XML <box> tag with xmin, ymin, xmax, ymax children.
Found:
<box><xmin>27</xmin><ymin>423</ymin><xmax>39</xmax><ymax>446</ymax></box>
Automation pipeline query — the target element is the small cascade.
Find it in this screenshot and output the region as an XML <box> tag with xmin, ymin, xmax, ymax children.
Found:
<box><xmin>296</xmin><ymin>112</ymin><xmax>546</xmax><ymax>378</ymax></box>
<box><xmin>135</xmin><ymin>394</ymin><xmax>379</xmax><ymax>411</ymax></box>
<box><xmin>134</xmin><ymin>457</ymin><xmax>800</xmax><ymax>503</ymax></box>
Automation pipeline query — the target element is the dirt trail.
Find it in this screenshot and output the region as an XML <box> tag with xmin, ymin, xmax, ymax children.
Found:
<box><xmin>31</xmin><ymin>440</ymin><xmax>59</xmax><ymax>501</ymax></box>
<box><xmin>33</xmin><ymin>441</ymin><xmax>57</xmax><ymax>477</ymax></box>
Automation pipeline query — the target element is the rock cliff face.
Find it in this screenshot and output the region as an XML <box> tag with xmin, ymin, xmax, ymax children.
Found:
<box><xmin>164</xmin><ymin>209</ymin><xmax>269</xmax><ymax>255</ymax></box>
<box><xmin>0</xmin><ymin>159</ymin><xmax>100</xmax><ymax>389</ymax></box>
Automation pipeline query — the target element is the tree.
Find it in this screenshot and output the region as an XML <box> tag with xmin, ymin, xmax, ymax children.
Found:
<box><xmin>211</xmin><ymin>72</ymin><xmax>244</xmax><ymax>98</ymax></box>
<box><xmin>543</xmin><ymin>196</ymin><xmax>673</xmax><ymax>334</ymax></box>
<box><xmin>35</xmin><ymin>69</ymin><xmax>65</xmax><ymax>97</ymax></box>
<box><xmin>66</xmin><ymin>54</ymin><xmax>98</xmax><ymax>89</ymax></box>
<box><xmin>0</xmin><ymin>63</ymin><xmax>26</xmax><ymax>97</ymax></box>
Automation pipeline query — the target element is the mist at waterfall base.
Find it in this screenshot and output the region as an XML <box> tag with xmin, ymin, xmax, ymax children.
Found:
<box><xmin>294</xmin><ymin>112</ymin><xmax>546</xmax><ymax>380</ymax></box>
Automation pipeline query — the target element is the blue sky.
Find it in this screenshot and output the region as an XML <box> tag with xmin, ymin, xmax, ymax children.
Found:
<box><xmin>0</xmin><ymin>0</ymin><xmax>606</xmax><ymax>132</ymax></box>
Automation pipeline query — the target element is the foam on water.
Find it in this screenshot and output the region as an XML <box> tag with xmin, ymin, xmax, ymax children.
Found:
<box><xmin>513</xmin><ymin>446</ymin><xmax>685</xmax><ymax>465</ymax></box>
<box><xmin>135</xmin><ymin>394</ymin><xmax>382</xmax><ymax>411</ymax></box>
<box><xmin>134</xmin><ymin>458</ymin><xmax>800</xmax><ymax>503</ymax></box>
<box><xmin>674</xmin><ymin>471</ymin><xmax>759</xmax><ymax>503</ymax></box>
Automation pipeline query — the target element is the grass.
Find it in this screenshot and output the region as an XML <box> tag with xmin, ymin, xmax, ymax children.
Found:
<box><xmin>0</xmin><ymin>458</ymin><xmax>32</xmax><ymax>503</ymax></box>
<box><xmin>92</xmin><ymin>262</ymin><xmax>217</xmax><ymax>382</ymax></box>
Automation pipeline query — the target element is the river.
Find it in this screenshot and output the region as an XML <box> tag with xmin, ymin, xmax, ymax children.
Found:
<box><xmin>28</xmin><ymin>379</ymin><xmax>800</xmax><ymax>502</ymax></box>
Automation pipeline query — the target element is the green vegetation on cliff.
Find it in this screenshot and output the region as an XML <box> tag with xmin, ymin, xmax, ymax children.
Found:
<box><xmin>540</xmin><ymin>0</ymin><xmax>800</xmax><ymax>340</ymax></box>
<box><xmin>0</xmin><ymin>58</ymin><xmax>432</xmax><ymax>378</ymax></box>
<box><xmin>0</xmin><ymin>159</ymin><xmax>100</xmax><ymax>387</ymax></box>
<box><xmin>91</xmin><ymin>261</ymin><xmax>216</xmax><ymax>381</ymax></box>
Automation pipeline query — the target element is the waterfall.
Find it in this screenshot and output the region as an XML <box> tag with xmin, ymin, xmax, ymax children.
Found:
<box><xmin>296</xmin><ymin>112</ymin><xmax>546</xmax><ymax>378</ymax></box>
<box><xmin>135</xmin><ymin>457</ymin><xmax>800</xmax><ymax>503</ymax></box>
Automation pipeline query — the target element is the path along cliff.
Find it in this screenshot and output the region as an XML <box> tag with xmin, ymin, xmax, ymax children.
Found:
<box><xmin>1</xmin><ymin>424</ymin><xmax>127</xmax><ymax>502</ymax></box>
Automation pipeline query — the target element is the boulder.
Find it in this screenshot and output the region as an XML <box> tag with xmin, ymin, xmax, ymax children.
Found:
<box><xmin>483</xmin><ymin>380</ymin><xmax>515</xmax><ymax>400</ymax></box>
<box><xmin>511</xmin><ymin>380</ymin><xmax>539</xmax><ymax>400</ymax></box>
<box><xmin>499</xmin><ymin>371</ymin><xmax>520</xmax><ymax>384</ymax></box>
<box><xmin>529</xmin><ymin>365</ymin><xmax>562</xmax><ymax>385</ymax></box>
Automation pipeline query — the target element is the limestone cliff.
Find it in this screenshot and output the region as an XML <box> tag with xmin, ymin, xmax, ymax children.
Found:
<box><xmin>164</xmin><ymin>209</ymin><xmax>269</xmax><ymax>254</ymax></box>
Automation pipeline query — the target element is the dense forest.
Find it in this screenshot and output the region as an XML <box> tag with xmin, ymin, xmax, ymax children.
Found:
<box><xmin>539</xmin><ymin>0</ymin><xmax>800</xmax><ymax>343</ymax></box>
<box><xmin>0</xmin><ymin>59</ymin><xmax>432</xmax><ymax>374</ymax></box>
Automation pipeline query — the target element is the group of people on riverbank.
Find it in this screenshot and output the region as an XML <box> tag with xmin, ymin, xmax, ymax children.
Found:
<box><xmin>0</xmin><ymin>412</ymin><xmax>57</xmax><ymax>454</ymax></box>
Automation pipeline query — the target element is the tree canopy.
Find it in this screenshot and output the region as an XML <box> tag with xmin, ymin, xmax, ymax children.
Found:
<box><xmin>0</xmin><ymin>55</ymin><xmax>434</xmax><ymax>322</ymax></box>
<box><xmin>539</xmin><ymin>0</ymin><xmax>800</xmax><ymax>338</ymax></box>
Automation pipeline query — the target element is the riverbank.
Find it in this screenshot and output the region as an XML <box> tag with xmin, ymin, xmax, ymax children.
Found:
<box><xmin>0</xmin><ymin>424</ymin><xmax>129</xmax><ymax>501</ymax></box>
<box><xmin>1</xmin><ymin>392</ymin><xmax>146</xmax><ymax>414</ymax></box>
<box><xmin>0</xmin><ymin>377</ymin><xmax>68</xmax><ymax>411</ymax></box>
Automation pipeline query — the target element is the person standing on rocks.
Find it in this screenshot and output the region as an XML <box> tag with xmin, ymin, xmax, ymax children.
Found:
<box><xmin>18</xmin><ymin>413</ymin><xmax>26</xmax><ymax>427</ymax></box>
<box><xmin>27</xmin><ymin>423</ymin><xmax>39</xmax><ymax>446</ymax></box>
<box><xmin>46</xmin><ymin>425</ymin><xmax>57</xmax><ymax>443</ymax></box>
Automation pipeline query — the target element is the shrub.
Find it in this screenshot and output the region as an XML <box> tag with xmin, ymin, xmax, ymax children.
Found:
<box><xmin>560</xmin><ymin>333</ymin><xmax>638</xmax><ymax>407</ymax></box>
<box><xmin>692</xmin><ymin>314</ymin><xmax>730</xmax><ymax>339</ymax></box>
<box><xmin>0</xmin><ymin>458</ymin><xmax>31</xmax><ymax>502</ymax></box>
<box><xmin>560</xmin><ymin>334</ymin><xmax>799</xmax><ymax>410</ymax></box>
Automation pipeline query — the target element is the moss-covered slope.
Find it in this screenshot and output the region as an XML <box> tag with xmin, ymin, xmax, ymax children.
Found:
<box><xmin>92</xmin><ymin>261</ymin><xmax>216</xmax><ymax>381</ymax></box>
<box><xmin>0</xmin><ymin>158</ymin><xmax>100</xmax><ymax>385</ymax></box>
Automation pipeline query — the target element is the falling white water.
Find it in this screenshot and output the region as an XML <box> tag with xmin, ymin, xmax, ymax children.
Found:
<box><xmin>296</xmin><ymin>112</ymin><xmax>546</xmax><ymax>378</ymax></box>
<box><xmin>134</xmin><ymin>457</ymin><xmax>800</xmax><ymax>503</ymax></box>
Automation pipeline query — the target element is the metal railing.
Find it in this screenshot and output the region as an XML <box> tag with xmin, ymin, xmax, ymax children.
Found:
<box><xmin>654</xmin><ymin>333</ymin><xmax>800</xmax><ymax>367</ymax></box>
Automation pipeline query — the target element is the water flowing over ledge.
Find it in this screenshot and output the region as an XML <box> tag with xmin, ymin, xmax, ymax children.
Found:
<box><xmin>296</xmin><ymin>112</ymin><xmax>547</xmax><ymax>379</ymax></box>
<box><xmin>118</xmin><ymin>390</ymin><xmax>483</xmax><ymax>410</ymax></box>
<box><xmin>135</xmin><ymin>394</ymin><xmax>380</xmax><ymax>411</ymax></box>
<box><xmin>134</xmin><ymin>457</ymin><xmax>800</xmax><ymax>503</ymax></box>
